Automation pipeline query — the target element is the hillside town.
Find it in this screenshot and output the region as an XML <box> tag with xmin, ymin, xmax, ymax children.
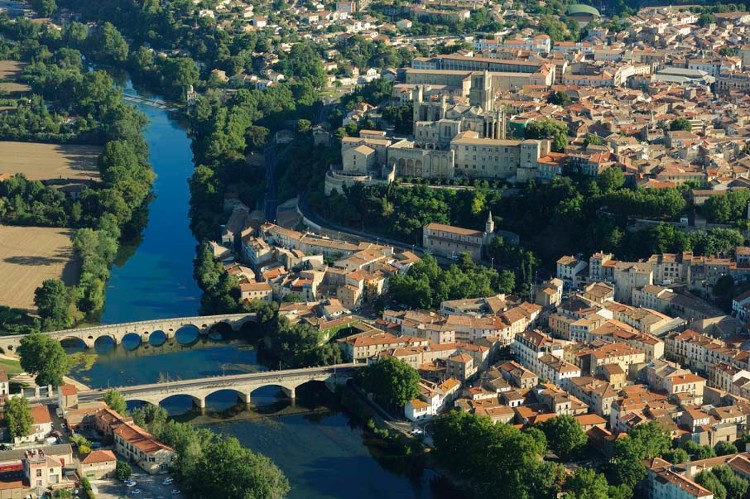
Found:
<box><xmin>7</xmin><ymin>0</ymin><xmax>750</xmax><ymax>496</ymax></box>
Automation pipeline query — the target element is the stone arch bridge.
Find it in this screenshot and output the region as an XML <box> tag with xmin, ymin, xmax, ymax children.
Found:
<box><xmin>0</xmin><ymin>313</ymin><xmax>258</xmax><ymax>355</ymax></box>
<box><xmin>78</xmin><ymin>364</ymin><xmax>362</xmax><ymax>408</ymax></box>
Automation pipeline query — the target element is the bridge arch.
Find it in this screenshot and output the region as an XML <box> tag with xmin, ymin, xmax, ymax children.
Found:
<box><xmin>248</xmin><ymin>383</ymin><xmax>299</xmax><ymax>403</ymax></box>
<box><xmin>207</xmin><ymin>321</ymin><xmax>233</xmax><ymax>339</ymax></box>
<box><xmin>158</xmin><ymin>393</ymin><xmax>206</xmax><ymax>413</ymax></box>
<box><xmin>174</xmin><ymin>325</ymin><xmax>200</xmax><ymax>345</ymax></box>
<box><xmin>60</xmin><ymin>336</ymin><xmax>89</xmax><ymax>351</ymax></box>
<box><xmin>94</xmin><ymin>335</ymin><xmax>117</xmax><ymax>351</ymax></box>
<box><xmin>148</xmin><ymin>330</ymin><xmax>167</xmax><ymax>347</ymax></box>
<box><xmin>121</xmin><ymin>332</ymin><xmax>142</xmax><ymax>350</ymax></box>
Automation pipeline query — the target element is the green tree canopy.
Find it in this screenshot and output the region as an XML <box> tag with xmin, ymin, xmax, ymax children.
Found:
<box><xmin>432</xmin><ymin>411</ymin><xmax>554</xmax><ymax>497</ymax></box>
<box><xmin>524</xmin><ymin>118</ymin><xmax>569</xmax><ymax>152</ymax></box>
<box><xmin>18</xmin><ymin>333</ymin><xmax>71</xmax><ymax>387</ymax></box>
<box><xmin>104</xmin><ymin>389</ymin><xmax>127</xmax><ymax>415</ymax></box>
<box><xmin>669</xmin><ymin>117</ymin><xmax>692</xmax><ymax>131</ymax></box>
<box><xmin>539</xmin><ymin>415</ymin><xmax>588</xmax><ymax>461</ymax></box>
<box><xmin>357</xmin><ymin>357</ymin><xmax>420</xmax><ymax>408</ymax></box>
<box><xmin>4</xmin><ymin>397</ymin><xmax>33</xmax><ymax>439</ymax></box>
<box><xmin>34</xmin><ymin>279</ymin><xmax>77</xmax><ymax>330</ymax></box>
<box><xmin>114</xmin><ymin>461</ymin><xmax>132</xmax><ymax>481</ymax></box>
<box><xmin>563</xmin><ymin>467</ymin><xmax>609</xmax><ymax>499</ymax></box>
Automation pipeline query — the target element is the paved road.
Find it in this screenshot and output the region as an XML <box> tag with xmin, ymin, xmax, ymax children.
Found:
<box><xmin>298</xmin><ymin>194</ymin><xmax>459</xmax><ymax>266</ymax></box>
<box><xmin>264</xmin><ymin>146</ymin><xmax>278</xmax><ymax>223</ymax></box>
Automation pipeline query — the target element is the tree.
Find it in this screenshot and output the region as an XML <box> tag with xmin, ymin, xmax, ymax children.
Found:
<box><xmin>71</xmin><ymin>434</ymin><xmax>92</xmax><ymax>454</ymax></box>
<box><xmin>715</xmin><ymin>441</ymin><xmax>738</xmax><ymax>456</ymax></box>
<box><xmin>104</xmin><ymin>389</ymin><xmax>127</xmax><ymax>415</ymax></box>
<box><xmin>712</xmin><ymin>465</ymin><xmax>749</xmax><ymax>499</ymax></box>
<box><xmin>539</xmin><ymin>415</ymin><xmax>587</xmax><ymax>461</ymax></box>
<box><xmin>18</xmin><ymin>333</ymin><xmax>71</xmax><ymax>387</ymax></box>
<box><xmin>115</xmin><ymin>461</ymin><xmax>132</xmax><ymax>481</ymax></box>
<box><xmin>669</xmin><ymin>118</ymin><xmax>692</xmax><ymax>132</ymax></box>
<box><xmin>611</xmin><ymin>422</ymin><xmax>672</xmax><ymax>488</ymax></box>
<box><xmin>34</xmin><ymin>279</ymin><xmax>77</xmax><ymax>330</ymax></box>
<box><xmin>696</xmin><ymin>470</ymin><xmax>728</xmax><ymax>499</ymax></box>
<box><xmin>30</xmin><ymin>0</ymin><xmax>56</xmax><ymax>16</ymax></box>
<box><xmin>564</xmin><ymin>467</ymin><xmax>609</xmax><ymax>499</ymax></box>
<box><xmin>664</xmin><ymin>447</ymin><xmax>689</xmax><ymax>464</ymax></box>
<box><xmin>547</xmin><ymin>90</ymin><xmax>571</xmax><ymax>106</ymax></box>
<box><xmin>524</xmin><ymin>118</ymin><xmax>569</xmax><ymax>152</ymax></box>
<box><xmin>698</xmin><ymin>12</ymin><xmax>716</xmax><ymax>26</ymax></box>
<box><xmin>357</xmin><ymin>357</ymin><xmax>420</xmax><ymax>408</ymax></box>
<box><xmin>5</xmin><ymin>397</ymin><xmax>33</xmax><ymax>440</ymax></box>
<box><xmin>432</xmin><ymin>411</ymin><xmax>551</xmax><ymax>497</ymax></box>
<box><xmin>597</xmin><ymin>167</ymin><xmax>625</xmax><ymax>193</ymax></box>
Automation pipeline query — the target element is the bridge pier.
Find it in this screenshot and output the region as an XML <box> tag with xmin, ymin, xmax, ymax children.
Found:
<box><xmin>194</xmin><ymin>396</ymin><xmax>206</xmax><ymax>409</ymax></box>
<box><xmin>281</xmin><ymin>386</ymin><xmax>296</xmax><ymax>400</ymax></box>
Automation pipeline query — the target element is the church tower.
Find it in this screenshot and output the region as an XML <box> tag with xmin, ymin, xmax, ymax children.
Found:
<box><xmin>485</xmin><ymin>211</ymin><xmax>495</xmax><ymax>235</ymax></box>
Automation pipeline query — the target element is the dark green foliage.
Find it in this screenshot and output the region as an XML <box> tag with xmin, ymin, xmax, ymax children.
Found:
<box><xmin>0</xmin><ymin>306</ymin><xmax>39</xmax><ymax>335</ymax></box>
<box><xmin>135</xmin><ymin>413</ymin><xmax>290</xmax><ymax>499</ymax></box>
<box><xmin>683</xmin><ymin>441</ymin><xmax>717</xmax><ymax>460</ymax></box>
<box><xmin>33</xmin><ymin>279</ymin><xmax>78</xmax><ymax>330</ymax></box>
<box><xmin>114</xmin><ymin>461</ymin><xmax>132</xmax><ymax>481</ymax></box>
<box><xmin>357</xmin><ymin>357</ymin><xmax>420</xmax><ymax>408</ymax></box>
<box><xmin>669</xmin><ymin>118</ymin><xmax>692</xmax><ymax>131</ymax></box>
<box><xmin>715</xmin><ymin>441</ymin><xmax>738</xmax><ymax>456</ymax></box>
<box><xmin>712</xmin><ymin>465</ymin><xmax>749</xmax><ymax>499</ymax></box>
<box><xmin>696</xmin><ymin>470</ymin><xmax>728</xmax><ymax>499</ymax></box>
<box><xmin>547</xmin><ymin>90</ymin><xmax>571</xmax><ymax>106</ymax></box>
<box><xmin>538</xmin><ymin>415</ymin><xmax>587</xmax><ymax>461</ymax></box>
<box><xmin>382</xmin><ymin>105</ymin><xmax>413</xmax><ymax>134</ymax></box>
<box><xmin>388</xmin><ymin>254</ymin><xmax>514</xmax><ymax>309</ymax></box>
<box><xmin>5</xmin><ymin>397</ymin><xmax>33</xmax><ymax>439</ymax></box>
<box><xmin>563</xmin><ymin>468</ymin><xmax>610</xmax><ymax>499</ymax></box>
<box><xmin>610</xmin><ymin>422</ymin><xmax>672</xmax><ymax>489</ymax></box>
<box><xmin>432</xmin><ymin>411</ymin><xmax>559</xmax><ymax>497</ymax></box>
<box><xmin>267</xmin><ymin>322</ymin><xmax>342</xmax><ymax>369</ymax></box>
<box><xmin>104</xmin><ymin>389</ymin><xmax>127</xmax><ymax>415</ymax></box>
<box><xmin>193</xmin><ymin>242</ymin><xmax>241</xmax><ymax>314</ymax></box>
<box><xmin>30</xmin><ymin>0</ymin><xmax>56</xmax><ymax>17</ymax></box>
<box><xmin>18</xmin><ymin>333</ymin><xmax>71</xmax><ymax>386</ymax></box>
<box><xmin>524</xmin><ymin>118</ymin><xmax>569</xmax><ymax>152</ymax></box>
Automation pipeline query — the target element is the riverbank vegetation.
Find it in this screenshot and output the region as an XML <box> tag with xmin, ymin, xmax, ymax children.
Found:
<box><xmin>356</xmin><ymin>357</ymin><xmax>420</xmax><ymax>409</ymax></box>
<box><xmin>0</xmin><ymin>16</ymin><xmax>155</xmax><ymax>329</ymax></box>
<box><xmin>132</xmin><ymin>404</ymin><xmax>290</xmax><ymax>499</ymax></box>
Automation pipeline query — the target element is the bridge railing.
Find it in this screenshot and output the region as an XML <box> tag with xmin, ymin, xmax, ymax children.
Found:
<box><xmin>79</xmin><ymin>363</ymin><xmax>363</xmax><ymax>395</ymax></box>
<box><xmin>0</xmin><ymin>313</ymin><xmax>258</xmax><ymax>340</ymax></box>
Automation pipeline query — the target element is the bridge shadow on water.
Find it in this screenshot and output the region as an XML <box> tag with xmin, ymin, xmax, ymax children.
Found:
<box><xmin>156</xmin><ymin>383</ymin><xmax>335</xmax><ymax>424</ymax></box>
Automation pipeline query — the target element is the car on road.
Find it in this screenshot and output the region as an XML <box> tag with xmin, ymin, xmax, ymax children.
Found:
<box><xmin>124</xmin><ymin>480</ymin><xmax>137</xmax><ymax>488</ymax></box>
<box><xmin>410</xmin><ymin>428</ymin><xmax>423</xmax><ymax>435</ymax></box>
<box><xmin>163</xmin><ymin>477</ymin><xmax>174</xmax><ymax>485</ymax></box>
<box><xmin>131</xmin><ymin>489</ymin><xmax>142</xmax><ymax>495</ymax></box>
<box><xmin>171</xmin><ymin>490</ymin><xmax>181</xmax><ymax>495</ymax></box>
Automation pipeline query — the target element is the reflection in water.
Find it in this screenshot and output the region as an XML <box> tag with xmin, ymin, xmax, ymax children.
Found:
<box><xmin>68</xmin><ymin>338</ymin><xmax>262</xmax><ymax>388</ymax></box>
<box><xmin>192</xmin><ymin>384</ymin><xmax>462</xmax><ymax>499</ymax></box>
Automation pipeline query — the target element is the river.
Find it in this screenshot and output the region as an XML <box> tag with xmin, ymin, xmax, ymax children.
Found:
<box><xmin>68</xmin><ymin>85</ymin><xmax>452</xmax><ymax>498</ymax></box>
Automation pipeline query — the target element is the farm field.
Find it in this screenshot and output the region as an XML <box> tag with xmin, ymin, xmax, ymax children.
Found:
<box><xmin>0</xmin><ymin>60</ymin><xmax>29</xmax><ymax>95</ymax></box>
<box><xmin>0</xmin><ymin>141</ymin><xmax>101</xmax><ymax>182</ymax></box>
<box><xmin>0</xmin><ymin>60</ymin><xmax>24</xmax><ymax>80</ymax></box>
<box><xmin>0</xmin><ymin>226</ymin><xmax>80</xmax><ymax>311</ymax></box>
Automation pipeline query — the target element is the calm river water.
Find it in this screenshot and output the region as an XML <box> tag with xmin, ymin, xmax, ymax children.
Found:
<box><xmin>69</xmin><ymin>87</ymin><xmax>450</xmax><ymax>498</ymax></box>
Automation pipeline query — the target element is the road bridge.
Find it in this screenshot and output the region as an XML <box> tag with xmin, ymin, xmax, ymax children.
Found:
<box><xmin>0</xmin><ymin>313</ymin><xmax>258</xmax><ymax>354</ymax></box>
<box><xmin>77</xmin><ymin>364</ymin><xmax>362</xmax><ymax>408</ymax></box>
